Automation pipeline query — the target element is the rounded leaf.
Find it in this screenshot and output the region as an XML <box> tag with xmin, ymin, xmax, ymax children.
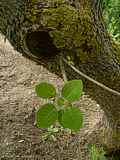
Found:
<box><xmin>35</xmin><ymin>82</ymin><xmax>56</xmax><ymax>98</ymax></box>
<box><xmin>60</xmin><ymin>106</ymin><xmax>83</xmax><ymax>131</ymax></box>
<box><xmin>36</xmin><ymin>103</ymin><xmax>58</xmax><ymax>128</ymax></box>
<box><xmin>61</xmin><ymin>80</ymin><xmax>83</xmax><ymax>102</ymax></box>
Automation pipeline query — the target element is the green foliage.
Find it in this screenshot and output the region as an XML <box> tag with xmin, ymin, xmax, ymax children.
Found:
<box><xmin>103</xmin><ymin>0</ymin><xmax>120</xmax><ymax>44</ymax></box>
<box><xmin>88</xmin><ymin>144</ymin><xmax>107</xmax><ymax>160</ymax></box>
<box><xmin>35</xmin><ymin>82</ymin><xmax>56</xmax><ymax>98</ymax></box>
<box><xmin>57</xmin><ymin>97</ymin><xmax>65</xmax><ymax>106</ymax></box>
<box><xmin>59</xmin><ymin>106</ymin><xmax>83</xmax><ymax>131</ymax></box>
<box><xmin>35</xmin><ymin>80</ymin><xmax>83</xmax><ymax>131</ymax></box>
<box><xmin>61</xmin><ymin>80</ymin><xmax>83</xmax><ymax>102</ymax></box>
<box><xmin>41</xmin><ymin>125</ymin><xmax>61</xmax><ymax>142</ymax></box>
<box><xmin>36</xmin><ymin>103</ymin><xmax>58</xmax><ymax>128</ymax></box>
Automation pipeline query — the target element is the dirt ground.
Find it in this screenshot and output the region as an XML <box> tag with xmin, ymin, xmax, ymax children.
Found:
<box><xmin>0</xmin><ymin>34</ymin><xmax>104</xmax><ymax>160</ymax></box>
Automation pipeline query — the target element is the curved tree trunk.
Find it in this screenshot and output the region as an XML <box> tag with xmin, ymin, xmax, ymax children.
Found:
<box><xmin>0</xmin><ymin>0</ymin><xmax>120</xmax><ymax>150</ymax></box>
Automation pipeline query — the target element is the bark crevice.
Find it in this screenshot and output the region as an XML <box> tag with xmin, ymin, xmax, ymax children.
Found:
<box><xmin>26</xmin><ymin>31</ymin><xmax>59</xmax><ymax>59</ymax></box>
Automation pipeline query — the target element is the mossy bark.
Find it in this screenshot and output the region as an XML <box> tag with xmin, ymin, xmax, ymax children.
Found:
<box><xmin>0</xmin><ymin>0</ymin><xmax>120</xmax><ymax>149</ymax></box>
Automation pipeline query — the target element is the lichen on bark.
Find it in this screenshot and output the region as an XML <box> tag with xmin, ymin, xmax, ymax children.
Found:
<box><xmin>40</xmin><ymin>3</ymin><xmax>101</xmax><ymax>63</ymax></box>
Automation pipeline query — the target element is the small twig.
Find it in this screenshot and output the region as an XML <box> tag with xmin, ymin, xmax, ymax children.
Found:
<box><xmin>63</xmin><ymin>58</ymin><xmax>120</xmax><ymax>96</ymax></box>
<box><xmin>59</xmin><ymin>52</ymin><xmax>67</xmax><ymax>82</ymax></box>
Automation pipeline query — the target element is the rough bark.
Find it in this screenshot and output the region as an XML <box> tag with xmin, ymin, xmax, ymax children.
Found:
<box><xmin>0</xmin><ymin>0</ymin><xmax>120</xmax><ymax>150</ymax></box>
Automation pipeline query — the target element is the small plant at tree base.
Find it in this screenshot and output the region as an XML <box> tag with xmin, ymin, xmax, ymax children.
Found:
<box><xmin>41</xmin><ymin>125</ymin><xmax>60</xmax><ymax>141</ymax></box>
<box><xmin>88</xmin><ymin>144</ymin><xmax>107</xmax><ymax>160</ymax></box>
<box><xmin>35</xmin><ymin>80</ymin><xmax>83</xmax><ymax>132</ymax></box>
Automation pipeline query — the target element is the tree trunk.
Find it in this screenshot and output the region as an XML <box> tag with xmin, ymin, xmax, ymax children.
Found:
<box><xmin>0</xmin><ymin>0</ymin><xmax>120</xmax><ymax>150</ymax></box>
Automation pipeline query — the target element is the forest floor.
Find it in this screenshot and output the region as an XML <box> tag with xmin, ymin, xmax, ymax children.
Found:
<box><xmin>0</xmin><ymin>34</ymin><xmax>104</xmax><ymax>160</ymax></box>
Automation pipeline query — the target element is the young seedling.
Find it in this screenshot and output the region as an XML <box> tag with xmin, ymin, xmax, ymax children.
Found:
<box><xmin>41</xmin><ymin>125</ymin><xmax>60</xmax><ymax>141</ymax></box>
<box><xmin>35</xmin><ymin>80</ymin><xmax>83</xmax><ymax>132</ymax></box>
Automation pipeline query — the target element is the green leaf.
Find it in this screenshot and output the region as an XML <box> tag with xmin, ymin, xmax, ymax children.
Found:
<box><xmin>57</xmin><ymin>97</ymin><xmax>65</xmax><ymax>106</ymax></box>
<box><xmin>59</xmin><ymin>106</ymin><xmax>83</xmax><ymax>131</ymax></box>
<box><xmin>35</xmin><ymin>82</ymin><xmax>56</xmax><ymax>99</ymax></box>
<box><xmin>36</xmin><ymin>103</ymin><xmax>58</xmax><ymax>128</ymax></box>
<box><xmin>61</xmin><ymin>80</ymin><xmax>83</xmax><ymax>102</ymax></box>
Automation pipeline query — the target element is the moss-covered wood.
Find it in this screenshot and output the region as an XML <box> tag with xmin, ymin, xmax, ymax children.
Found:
<box><xmin>0</xmin><ymin>0</ymin><xmax>120</xmax><ymax>149</ymax></box>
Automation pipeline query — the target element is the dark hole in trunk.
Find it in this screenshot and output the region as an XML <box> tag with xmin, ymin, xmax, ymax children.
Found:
<box><xmin>26</xmin><ymin>31</ymin><xmax>59</xmax><ymax>59</ymax></box>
